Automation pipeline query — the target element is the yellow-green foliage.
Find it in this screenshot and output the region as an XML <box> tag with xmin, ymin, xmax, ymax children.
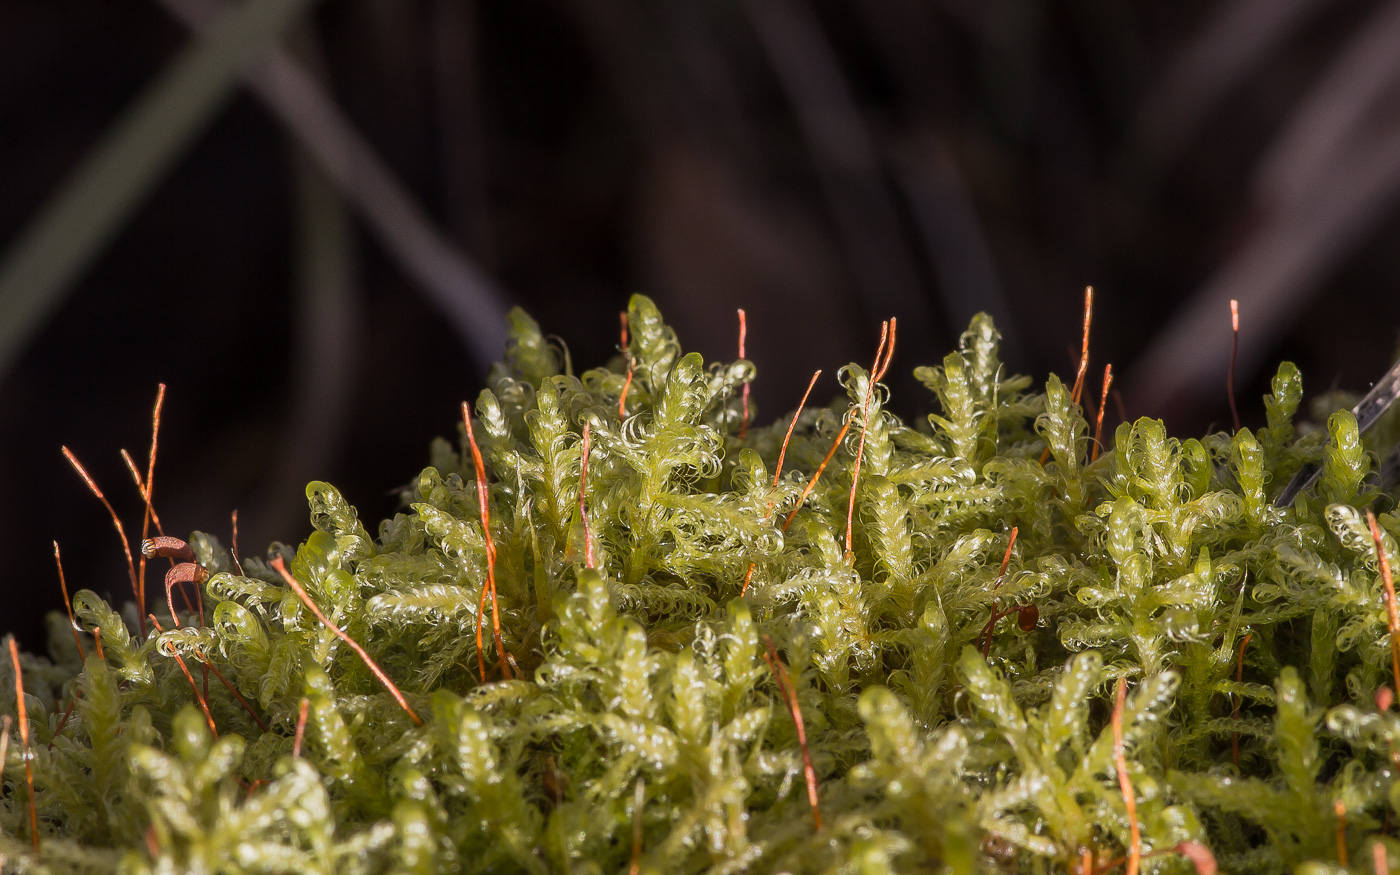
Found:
<box><xmin>3</xmin><ymin>296</ymin><xmax>1400</xmax><ymax>873</ymax></box>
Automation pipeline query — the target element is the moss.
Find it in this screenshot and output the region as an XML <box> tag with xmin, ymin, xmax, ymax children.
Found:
<box><xmin>3</xmin><ymin>296</ymin><xmax>1400</xmax><ymax>872</ymax></box>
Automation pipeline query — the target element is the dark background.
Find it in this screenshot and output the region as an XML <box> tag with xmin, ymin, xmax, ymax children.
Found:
<box><xmin>2</xmin><ymin>0</ymin><xmax>1399</xmax><ymax>650</ymax></box>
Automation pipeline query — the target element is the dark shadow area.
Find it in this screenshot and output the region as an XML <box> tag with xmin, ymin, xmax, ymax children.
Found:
<box><xmin>2</xmin><ymin>0</ymin><xmax>1399</xmax><ymax>649</ymax></box>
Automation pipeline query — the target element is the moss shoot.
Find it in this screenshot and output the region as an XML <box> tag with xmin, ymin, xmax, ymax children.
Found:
<box><xmin>2</xmin><ymin>296</ymin><xmax>1399</xmax><ymax>873</ymax></box>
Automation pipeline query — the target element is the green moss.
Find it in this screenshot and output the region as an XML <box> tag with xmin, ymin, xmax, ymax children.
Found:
<box><xmin>4</xmin><ymin>296</ymin><xmax>1400</xmax><ymax>872</ymax></box>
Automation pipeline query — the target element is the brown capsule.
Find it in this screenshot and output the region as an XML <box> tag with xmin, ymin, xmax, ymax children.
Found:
<box><xmin>166</xmin><ymin>562</ymin><xmax>207</xmax><ymax>587</ymax></box>
<box><xmin>142</xmin><ymin>536</ymin><xmax>195</xmax><ymax>563</ymax></box>
<box><xmin>164</xmin><ymin>562</ymin><xmax>208</xmax><ymax>628</ymax></box>
<box><xmin>1017</xmin><ymin>604</ymin><xmax>1039</xmax><ymax>632</ymax></box>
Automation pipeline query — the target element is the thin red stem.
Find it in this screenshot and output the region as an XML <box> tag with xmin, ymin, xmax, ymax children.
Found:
<box><xmin>1228</xmin><ymin>300</ymin><xmax>1241</xmax><ymax>433</ymax></box>
<box><xmin>775</xmin><ymin>371</ymin><xmax>822</xmax><ymax>489</ymax></box>
<box><xmin>0</xmin><ymin>716</ymin><xmax>10</xmax><ymax>790</ymax></box>
<box><xmin>151</xmin><ymin>615</ymin><xmax>217</xmax><ymax>738</ymax></box>
<box><xmin>763</xmin><ymin>637</ymin><xmax>821</xmax><ymax>831</ymax></box>
<box><xmin>1094</xmin><ymin>843</ymin><xmax>1217</xmax><ymax>875</ymax></box>
<box><xmin>144</xmin><ymin>826</ymin><xmax>160</xmax><ymax>860</ymax></box>
<box><xmin>128</xmin><ymin>384</ymin><xmax>167</xmax><ymax>628</ymax></box>
<box><xmin>9</xmin><ymin>638</ymin><xmax>39</xmax><ymax>851</ymax></box>
<box><xmin>629</xmin><ymin>778</ymin><xmax>645</xmax><ymax>875</ymax></box>
<box><xmin>738</xmin><ymin>309</ymin><xmax>751</xmax><ymax>439</ymax></box>
<box><xmin>1172</xmin><ymin>842</ymin><xmax>1218</xmax><ymax>875</ymax></box>
<box><xmin>195</xmin><ymin>649</ymin><xmax>269</xmax><ymax>732</ymax></box>
<box><xmin>1231</xmin><ymin>631</ymin><xmax>1252</xmax><ymax>768</ymax></box>
<box><xmin>1041</xmin><ymin>287</ymin><xmax>1093</xmax><ymax>466</ymax></box>
<box><xmin>741</xmin><ymin>370</ymin><xmax>822</xmax><ymax>596</ymax></box>
<box><xmin>1112</xmin><ymin>678</ymin><xmax>1141</xmax><ymax>875</ymax></box>
<box><xmin>463</xmin><ymin>403</ymin><xmax>511</xmax><ymax>680</ymax></box>
<box><xmin>122</xmin><ymin>451</ymin><xmax>156</xmax><ymax>616</ymax></box>
<box><xmin>53</xmin><ymin>542</ymin><xmax>86</xmax><ymax>660</ymax></box>
<box><xmin>1070</xmin><ymin>286</ymin><xmax>1094</xmax><ymax>405</ymax></box>
<box><xmin>977</xmin><ymin>528</ymin><xmax>1019</xmax><ymax>656</ymax></box>
<box><xmin>231</xmin><ymin>509</ymin><xmax>245</xmax><ymax>576</ymax></box>
<box><xmin>1092</xmin><ymin>364</ymin><xmax>1113</xmax><ymax>463</ymax></box>
<box><xmin>271</xmin><ymin>557</ymin><xmax>423</xmax><ymax>725</ymax></box>
<box><xmin>846</xmin><ymin>320</ymin><xmax>896</xmax><ymax>557</ymax></box>
<box><xmin>144</xmin><ymin>385</ymin><xmax>165</xmax><ymax>529</ymax></box>
<box><xmin>121</xmin><ymin>451</ymin><xmax>167</xmax><ymax>536</ymax></box>
<box><xmin>1367</xmin><ymin>512</ymin><xmax>1400</xmax><ymax>692</ymax></box>
<box><xmin>475</xmin><ymin>579</ymin><xmax>489</xmax><ymax>684</ymax></box>
<box><xmin>996</xmin><ymin>527</ymin><xmax>1018</xmax><ymax>586</ymax></box>
<box><xmin>293</xmin><ymin>697</ymin><xmax>309</xmax><ymax>757</ymax></box>
<box><xmin>579</xmin><ymin>422</ymin><xmax>595</xmax><ymax>570</ymax></box>
<box><xmin>782</xmin><ymin>422</ymin><xmax>851</xmax><ymax>533</ymax></box>
<box><xmin>1336</xmin><ymin>799</ymin><xmax>1349</xmax><ymax>867</ymax></box>
<box><xmin>619</xmin><ymin>313</ymin><xmax>634</xmax><ymax>421</ymax></box>
<box><xmin>63</xmin><ymin>446</ymin><xmax>143</xmax><ymax>636</ymax></box>
<box><xmin>47</xmin><ymin>694</ymin><xmax>80</xmax><ymax>750</ymax></box>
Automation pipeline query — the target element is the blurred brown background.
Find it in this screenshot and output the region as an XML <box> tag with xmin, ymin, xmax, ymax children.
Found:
<box><xmin>2</xmin><ymin>0</ymin><xmax>1400</xmax><ymax>649</ymax></box>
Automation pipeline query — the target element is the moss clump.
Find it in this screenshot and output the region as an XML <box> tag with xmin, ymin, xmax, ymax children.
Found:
<box><xmin>2</xmin><ymin>296</ymin><xmax>1399</xmax><ymax>873</ymax></box>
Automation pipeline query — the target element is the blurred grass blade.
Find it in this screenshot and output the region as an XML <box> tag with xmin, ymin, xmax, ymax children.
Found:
<box><xmin>1126</xmin><ymin>117</ymin><xmax>1400</xmax><ymax>419</ymax></box>
<box><xmin>1254</xmin><ymin>0</ymin><xmax>1400</xmax><ymax>208</ymax></box>
<box><xmin>250</xmin><ymin>153</ymin><xmax>359</xmax><ymax>542</ymax></box>
<box><xmin>740</xmin><ymin>0</ymin><xmax>933</xmax><ymax>350</ymax></box>
<box><xmin>161</xmin><ymin>0</ymin><xmax>511</xmax><ymax>372</ymax></box>
<box><xmin>1134</xmin><ymin>0</ymin><xmax>1326</xmax><ymax>165</ymax></box>
<box><xmin>0</xmin><ymin>0</ymin><xmax>323</xmax><ymax>384</ymax></box>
